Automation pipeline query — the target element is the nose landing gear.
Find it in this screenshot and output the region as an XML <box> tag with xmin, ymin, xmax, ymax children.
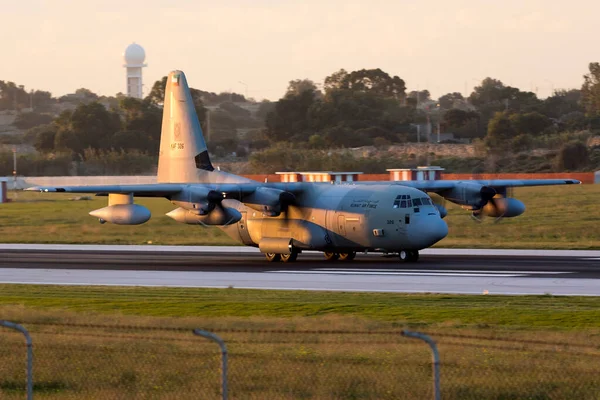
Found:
<box><xmin>399</xmin><ymin>250</ymin><xmax>419</xmax><ymax>263</ymax></box>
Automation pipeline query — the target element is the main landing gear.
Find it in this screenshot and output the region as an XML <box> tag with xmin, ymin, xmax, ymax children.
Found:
<box><xmin>399</xmin><ymin>250</ymin><xmax>419</xmax><ymax>263</ymax></box>
<box><xmin>265</xmin><ymin>250</ymin><xmax>299</xmax><ymax>263</ymax></box>
<box><xmin>323</xmin><ymin>252</ymin><xmax>356</xmax><ymax>261</ymax></box>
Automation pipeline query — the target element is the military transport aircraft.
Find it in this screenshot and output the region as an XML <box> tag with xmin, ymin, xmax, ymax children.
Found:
<box><xmin>27</xmin><ymin>71</ymin><xmax>580</xmax><ymax>263</ymax></box>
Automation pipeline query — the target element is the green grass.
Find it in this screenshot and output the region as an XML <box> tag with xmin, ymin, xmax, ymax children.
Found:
<box><xmin>3</xmin><ymin>285</ymin><xmax>600</xmax><ymax>330</ymax></box>
<box><xmin>2</xmin><ymin>286</ymin><xmax>600</xmax><ymax>399</ymax></box>
<box><xmin>2</xmin><ymin>184</ymin><xmax>600</xmax><ymax>248</ymax></box>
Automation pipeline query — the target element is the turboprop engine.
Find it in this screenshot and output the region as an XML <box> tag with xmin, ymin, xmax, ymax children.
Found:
<box><xmin>481</xmin><ymin>197</ymin><xmax>525</xmax><ymax>218</ymax></box>
<box><xmin>166</xmin><ymin>206</ymin><xmax>241</xmax><ymax>226</ymax></box>
<box><xmin>89</xmin><ymin>204</ymin><xmax>151</xmax><ymax>225</ymax></box>
<box><xmin>242</xmin><ymin>187</ymin><xmax>295</xmax><ymax>217</ymax></box>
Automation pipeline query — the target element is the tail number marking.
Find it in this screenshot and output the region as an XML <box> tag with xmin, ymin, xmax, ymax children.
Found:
<box><xmin>171</xmin><ymin>143</ymin><xmax>185</xmax><ymax>150</ymax></box>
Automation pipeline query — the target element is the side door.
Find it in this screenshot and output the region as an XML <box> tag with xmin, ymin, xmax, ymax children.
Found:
<box><xmin>237</xmin><ymin>211</ymin><xmax>253</xmax><ymax>244</ymax></box>
<box><xmin>337</xmin><ymin>215</ymin><xmax>347</xmax><ymax>236</ymax></box>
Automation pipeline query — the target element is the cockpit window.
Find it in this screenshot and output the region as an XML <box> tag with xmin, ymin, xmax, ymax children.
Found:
<box><xmin>394</xmin><ymin>194</ymin><xmax>428</xmax><ymax>209</ymax></box>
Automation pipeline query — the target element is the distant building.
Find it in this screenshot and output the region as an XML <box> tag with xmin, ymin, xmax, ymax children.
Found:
<box><xmin>387</xmin><ymin>166</ymin><xmax>444</xmax><ymax>181</ymax></box>
<box><xmin>123</xmin><ymin>43</ymin><xmax>147</xmax><ymax>99</ymax></box>
<box><xmin>276</xmin><ymin>171</ymin><xmax>362</xmax><ymax>183</ymax></box>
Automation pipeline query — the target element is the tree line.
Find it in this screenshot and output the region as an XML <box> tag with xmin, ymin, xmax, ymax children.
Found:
<box><xmin>2</xmin><ymin>62</ymin><xmax>600</xmax><ymax>175</ymax></box>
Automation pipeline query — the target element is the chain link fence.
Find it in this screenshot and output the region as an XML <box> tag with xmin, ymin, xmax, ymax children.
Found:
<box><xmin>2</xmin><ymin>321</ymin><xmax>600</xmax><ymax>399</ymax></box>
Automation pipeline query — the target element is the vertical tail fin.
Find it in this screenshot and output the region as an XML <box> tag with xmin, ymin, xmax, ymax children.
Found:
<box><xmin>157</xmin><ymin>70</ymin><xmax>214</xmax><ymax>183</ymax></box>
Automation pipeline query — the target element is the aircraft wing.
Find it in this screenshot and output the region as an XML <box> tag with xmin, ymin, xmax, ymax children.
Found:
<box><xmin>25</xmin><ymin>184</ymin><xmax>187</xmax><ymax>197</ymax></box>
<box><xmin>396</xmin><ymin>178</ymin><xmax>580</xmax><ymax>193</ymax></box>
<box><xmin>24</xmin><ymin>182</ymin><xmax>307</xmax><ymax>198</ymax></box>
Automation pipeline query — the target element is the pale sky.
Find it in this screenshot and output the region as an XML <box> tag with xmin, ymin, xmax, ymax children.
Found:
<box><xmin>1</xmin><ymin>0</ymin><xmax>599</xmax><ymax>101</ymax></box>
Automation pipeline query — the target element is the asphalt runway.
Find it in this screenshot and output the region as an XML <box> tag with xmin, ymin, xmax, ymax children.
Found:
<box><xmin>1</xmin><ymin>245</ymin><xmax>600</xmax><ymax>295</ymax></box>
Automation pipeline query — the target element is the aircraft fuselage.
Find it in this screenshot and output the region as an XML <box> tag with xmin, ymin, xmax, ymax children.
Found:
<box><xmin>221</xmin><ymin>184</ymin><xmax>448</xmax><ymax>253</ymax></box>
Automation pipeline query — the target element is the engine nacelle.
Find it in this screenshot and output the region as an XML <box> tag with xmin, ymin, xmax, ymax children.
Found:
<box><xmin>434</xmin><ymin>204</ymin><xmax>448</xmax><ymax>219</ymax></box>
<box><xmin>171</xmin><ymin>187</ymin><xmax>224</xmax><ymax>215</ymax></box>
<box><xmin>166</xmin><ymin>206</ymin><xmax>241</xmax><ymax>226</ymax></box>
<box><xmin>89</xmin><ymin>204</ymin><xmax>151</xmax><ymax>225</ymax></box>
<box><xmin>442</xmin><ymin>182</ymin><xmax>496</xmax><ymax>208</ymax></box>
<box><xmin>243</xmin><ymin>187</ymin><xmax>295</xmax><ymax>217</ymax></box>
<box><xmin>482</xmin><ymin>198</ymin><xmax>525</xmax><ymax>218</ymax></box>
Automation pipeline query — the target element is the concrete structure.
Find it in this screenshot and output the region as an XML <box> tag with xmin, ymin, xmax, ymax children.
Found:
<box><xmin>0</xmin><ymin>178</ymin><xmax>7</xmax><ymax>203</ymax></box>
<box><xmin>387</xmin><ymin>166</ymin><xmax>444</xmax><ymax>181</ymax></box>
<box><xmin>276</xmin><ymin>171</ymin><xmax>362</xmax><ymax>183</ymax></box>
<box><xmin>123</xmin><ymin>43</ymin><xmax>147</xmax><ymax>99</ymax></box>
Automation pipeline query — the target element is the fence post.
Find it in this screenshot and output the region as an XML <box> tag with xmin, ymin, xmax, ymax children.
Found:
<box><xmin>402</xmin><ymin>330</ymin><xmax>440</xmax><ymax>400</ymax></box>
<box><xmin>1</xmin><ymin>320</ymin><xmax>33</xmax><ymax>400</ymax></box>
<box><xmin>193</xmin><ymin>329</ymin><xmax>228</xmax><ymax>400</ymax></box>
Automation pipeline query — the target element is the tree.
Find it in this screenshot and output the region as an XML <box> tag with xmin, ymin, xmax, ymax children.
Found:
<box><xmin>285</xmin><ymin>79</ymin><xmax>321</xmax><ymax>98</ymax></box>
<box><xmin>323</xmin><ymin>69</ymin><xmax>348</xmax><ymax>93</ymax></box>
<box><xmin>469</xmin><ymin>78</ymin><xmax>539</xmax><ymax>111</ymax></box>
<box><xmin>255</xmin><ymin>100</ymin><xmax>275</xmax><ymax>120</ymax></box>
<box><xmin>0</xmin><ymin>81</ymin><xmax>30</xmax><ymax>110</ymax></box>
<box><xmin>324</xmin><ymin>68</ymin><xmax>406</xmax><ymax>99</ymax></box>
<box><xmin>146</xmin><ymin>76</ymin><xmax>168</xmax><ymax>106</ymax></box>
<box><xmin>541</xmin><ymin>89</ymin><xmax>583</xmax><ymax>118</ymax></box>
<box><xmin>33</xmin><ymin>125</ymin><xmax>57</xmax><ymax>153</ymax></box>
<box><xmin>443</xmin><ymin>109</ymin><xmax>478</xmax><ymax>128</ymax></box>
<box><xmin>559</xmin><ymin>111</ymin><xmax>588</xmax><ymax>131</ymax></box>
<box><xmin>74</xmin><ymin>88</ymin><xmax>98</xmax><ymax>100</ymax></box>
<box><xmin>509</xmin><ymin>112</ymin><xmax>552</xmax><ymax>136</ymax></box>
<box><xmin>265</xmin><ymin>90</ymin><xmax>316</xmax><ymax>142</ymax></box>
<box><xmin>408</xmin><ymin>90</ymin><xmax>431</xmax><ymax>103</ymax></box>
<box><xmin>52</xmin><ymin>102</ymin><xmax>120</xmax><ymax>154</ymax></box>
<box><xmin>110</xmin><ymin>130</ymin><xmax>153</xmax><ymax>152</ymax></box>
<box><xmin>443</xmin><ymin>109</ymin><xmax>480</xmax><ymax>139</ymax></box>
<box><xmin>581</xmin><ymin>62</ymin><xmax>600</xmax><ymax>117</ymax></box>
<box><xmin>438</xmin><ymin>92</ymin><xmax>464</xmax><ymax>110</ymax></box>
<box><xmin>485</xmin><ymin>112</ymin><xmax>516</xmax><ymax>150</ymax></box>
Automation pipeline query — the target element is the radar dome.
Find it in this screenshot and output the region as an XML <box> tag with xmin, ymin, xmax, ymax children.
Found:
<box><xmin>123</xmin><ymin>43</ymin><xmax>145</xmax><ymax>65</ymax></box>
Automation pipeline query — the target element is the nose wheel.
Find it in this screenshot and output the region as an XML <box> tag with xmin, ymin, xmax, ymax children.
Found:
<box><xmin>399</xmin><ymin>250</ymin><xmax>419</xmax><ymax>263</ymax></box>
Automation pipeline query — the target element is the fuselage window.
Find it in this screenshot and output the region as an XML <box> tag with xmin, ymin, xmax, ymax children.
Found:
<box><xmin>413</xmin><ymin>198</ymin><xmax>422</xmax><ymax>206</ymax></box>
<box><xmin>421</xmin><ymin>198</ymin><xmax>432</xmax><ymax>205</ymax></box>
<box><xmin>407</xmin><ymin>199</ymin><xmax>412</xmax><ymax>207</ymax></box>
<box><xmin>400</xmin><ymin>200</ymin><xmax>407</xmax><ymax>208</ymax></box>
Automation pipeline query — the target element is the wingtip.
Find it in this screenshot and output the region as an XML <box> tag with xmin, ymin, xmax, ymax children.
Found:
<box><xmin>24</xmin><ymin>187</ymin><xmax>61</xmax><ymax>192</ymax></box>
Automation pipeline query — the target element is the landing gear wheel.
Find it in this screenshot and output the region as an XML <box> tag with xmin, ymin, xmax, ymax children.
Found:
<box><xmin>409</xmin><ymin>250</ymin><xmax>419</xmax><ymax>262</ymax></box>
<box><xmin>265</xmin><ymin>253</ymin><xmax>281</xmax><ymax>262</ymax></box>
<box><xmin>399</xmin><ymin>250</ymin><xmax>419</xmax><ymax>263</ymax></box>
<box><xmin>338</xmin><ymin>252</ymin><xmax>356</xmax><ymax>261</ymax></box>
<box><xmin>280</xmin><ymin>251</ymin><xmax>298</xmax><ymax>263</ymax></box>
<box><xmin>399</xmin><ymin>250</ymin><xmax>410</xmax><ymax>262</ymax></box>
<box><xmin>324</xmin><ymin>252</ymin><xmax>339</xmax><ymax>261</ymax></box>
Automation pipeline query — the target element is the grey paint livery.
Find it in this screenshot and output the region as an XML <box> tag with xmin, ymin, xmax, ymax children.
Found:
<box><xmin>27</xmin><ymin>70</ymin><xmax>580</xmax><ymax>262</ymax></box>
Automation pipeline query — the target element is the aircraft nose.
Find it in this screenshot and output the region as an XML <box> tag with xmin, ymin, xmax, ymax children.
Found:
<box><xmin>410</xmin><ymin>216</ymin><xmax>448</xmax><ymax>249</ymax></box>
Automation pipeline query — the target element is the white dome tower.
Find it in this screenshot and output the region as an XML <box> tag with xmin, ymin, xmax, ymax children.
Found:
<box><xmin>123</xmin><ymin>43</ymin><xmax>147</xmax><ymax>99</ymax></box>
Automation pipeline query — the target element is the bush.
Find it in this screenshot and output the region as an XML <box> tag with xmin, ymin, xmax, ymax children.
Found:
<box><xmin>555</xmin><ymin>141</ymin><xmax>589</xmax><ymax>171</ymax></box>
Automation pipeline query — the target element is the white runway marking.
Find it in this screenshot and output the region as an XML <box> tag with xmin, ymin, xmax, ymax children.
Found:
<box><xmin>315</xmin><ymin>268</ymin><xmax>573</xmax><ymax>275</ymax></box>
<box><xmin>274</xmin><ymin>270</ymin><xmax>524</xmax><ymax>277</ymax></box>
